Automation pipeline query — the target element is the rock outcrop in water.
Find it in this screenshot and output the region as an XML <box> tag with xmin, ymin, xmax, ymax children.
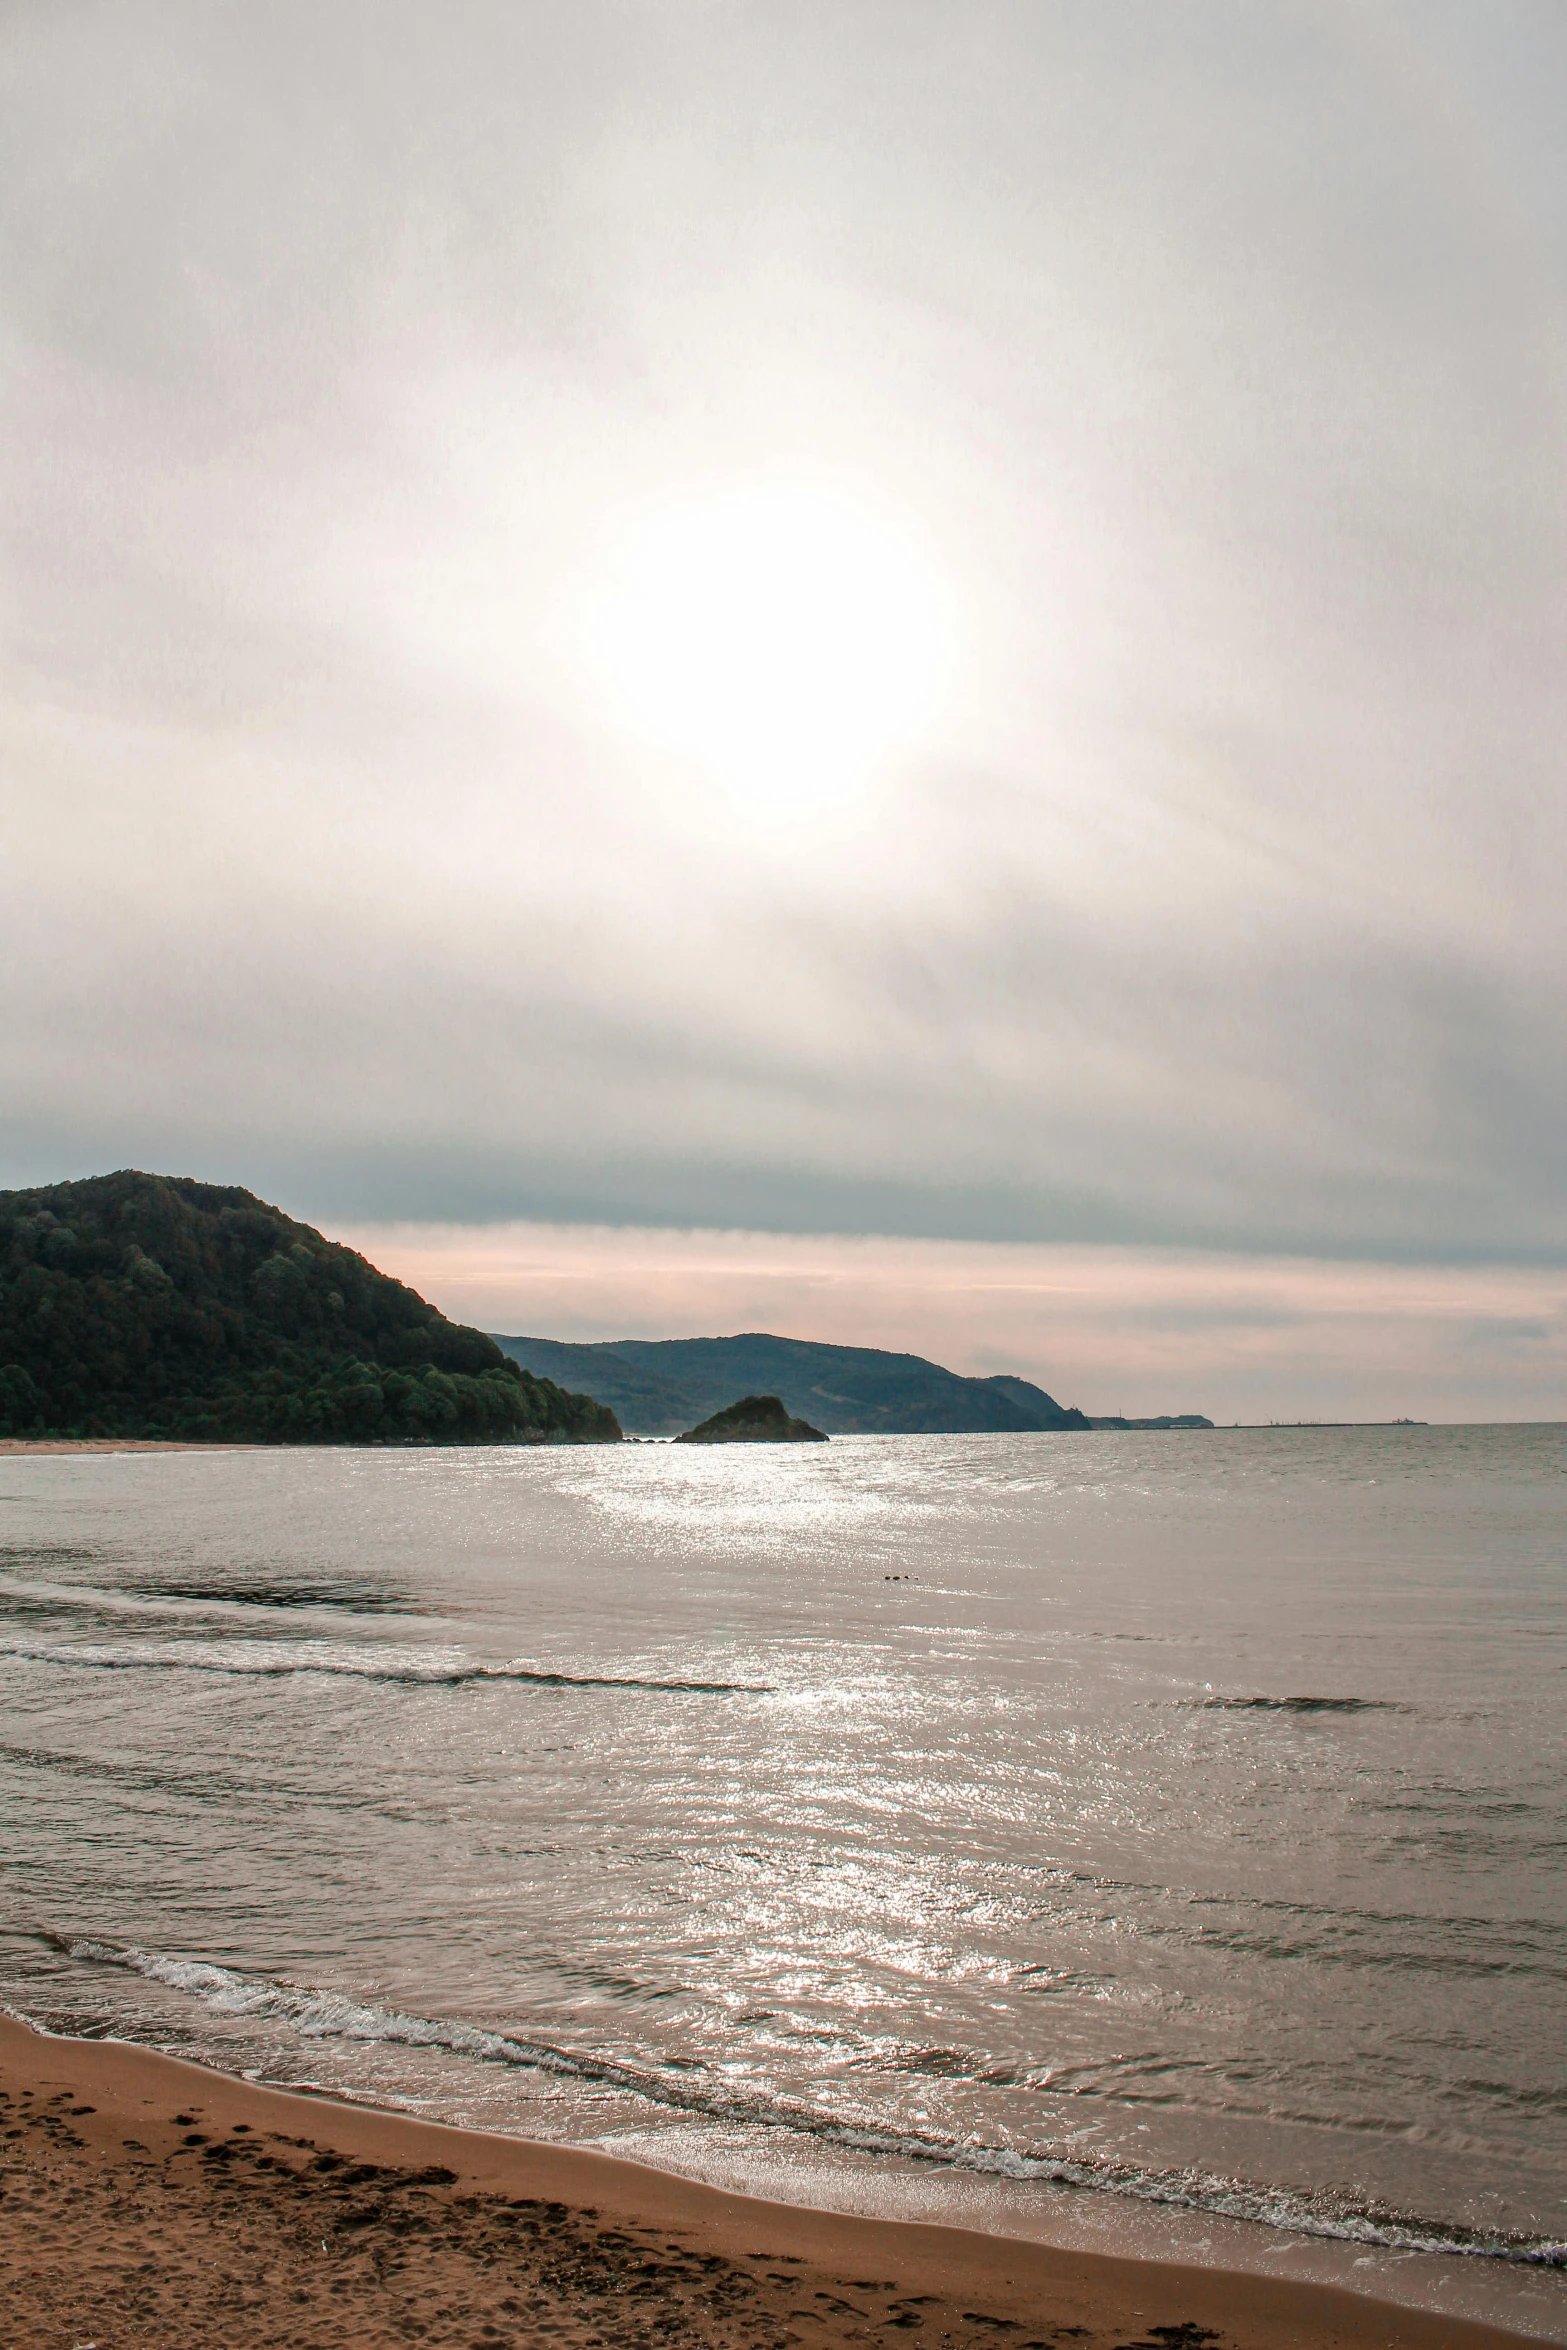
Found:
<box><xmin>0</xmin><ymin>1170</ymin><xmax>622</xmax><ymax>1446</ymax></box>
<box><xmin>674</xmin><ymin>1393</ymin><xmax>827</xmax><ymax>1444</ymax></box>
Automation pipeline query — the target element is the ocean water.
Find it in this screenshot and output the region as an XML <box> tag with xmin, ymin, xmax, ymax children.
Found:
<box><xmin>2</xmin><ymin>1429</ymin><xmax>1564</xmax><ymax>2334</ymax></box>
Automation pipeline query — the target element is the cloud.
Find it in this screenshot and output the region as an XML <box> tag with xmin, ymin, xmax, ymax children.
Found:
<box><xmin>1461</xmin><ymin>1315</ymin><xmax>1553</xmax><ymax>1347</ymax></box>
<box><xmin>3</xmin><ymin>3</ymin><xmax>1566</xmax><ymax>1267</ymax></box>
<box><xmin>330</xmin><ymin>1219</ymin><xmax>1567</xmax><ymax>1426</ymax></box>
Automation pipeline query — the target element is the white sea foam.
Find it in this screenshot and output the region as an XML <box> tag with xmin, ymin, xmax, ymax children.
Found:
<box><xmin>59</xmin><ymin>1937</ymin><xmax>1567</xmax><ymax>2269</ymax></box>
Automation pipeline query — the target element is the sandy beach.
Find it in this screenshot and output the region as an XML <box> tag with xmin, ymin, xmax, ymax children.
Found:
<box><xmin>0</xmin><ymin>1439</ymin><xmax>249</xmax><ymax>1454</ymax></box>
<box><xmin>0</xmin><ymin>2015</ymin><xmax>1537</xmax><ymax>2350</ymax></box>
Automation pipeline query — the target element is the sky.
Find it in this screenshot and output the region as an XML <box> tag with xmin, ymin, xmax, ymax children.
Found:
<box><xmin>3</xmin><ymin>3</ymin><xmax>1566</xmax><ymax>1417</ymax></box>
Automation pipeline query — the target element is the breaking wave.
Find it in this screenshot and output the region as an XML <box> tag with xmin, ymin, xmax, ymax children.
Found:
<box><xmin>0</xmin><ymin>1634</ymin><xmax>768</xmax><ymax>1695</ymax></box>
<box><xmin>46</xmin><ymin>1936</ymin><xmax>1567</xmax><ymax>2272</ymax></box>
<box><xmin>1197</xmin><ymin>1696</ymin><xmax>1404</xmax><ymax>1714</ymax></box>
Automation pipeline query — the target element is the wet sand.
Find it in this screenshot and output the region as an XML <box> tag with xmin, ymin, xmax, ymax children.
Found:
<box><xmin>0</xmin><ymin>1438</ymin><xmax>248</xmax><ymax>1453</ymax></box>
<box><xmin>0</xmin><ymin>2016</ymin><xmax>1537</xmax><ymax>2348</ymax></box>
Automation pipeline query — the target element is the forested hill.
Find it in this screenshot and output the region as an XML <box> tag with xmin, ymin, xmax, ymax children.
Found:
<box><xmin>0</xmin><ymin>1173</ymin><xmax>620</xmax><ymax>1445</ymax></box>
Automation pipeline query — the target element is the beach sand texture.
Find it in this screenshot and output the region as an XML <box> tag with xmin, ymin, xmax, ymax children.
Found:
<box><xmin>0</xmin><ymin>2018</ymin><xmax>1533</xmax><ymax>2350</ymax></box>
<box><xmin>0</xmin><ymin>1439</ymin><xmax>247</xmax><ymax>1454</ymax></box>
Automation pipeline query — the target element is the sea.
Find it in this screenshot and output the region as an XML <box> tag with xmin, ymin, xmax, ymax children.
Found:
<box><xmin>2</xmin><ymin>1427</ymin><xmax>1564</xmax><ymax>2337</ymax></box>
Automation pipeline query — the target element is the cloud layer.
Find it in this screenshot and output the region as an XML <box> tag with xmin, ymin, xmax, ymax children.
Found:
<box><xmin>336</xmin><ymin>1219</ymin><xmax>1567</xmax><ymax>1427</ymax></box>
<box><xmin>4</xmin><ymin>3</ymin><xmax>1566</xmax><ymax>1278</ymax></box>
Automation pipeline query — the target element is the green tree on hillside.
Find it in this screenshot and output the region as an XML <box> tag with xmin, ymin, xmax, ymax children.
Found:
<box><xmin>0</xmin><ymin>1172</ymin><xmax>621</xmax><ymax>1445</ymax></box>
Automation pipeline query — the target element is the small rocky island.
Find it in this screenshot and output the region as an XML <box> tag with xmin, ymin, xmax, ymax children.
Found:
<box><xmin>674</xmin><ymin>1393</ymin><xmax>827</xmax><ymax>1444</ymax></box>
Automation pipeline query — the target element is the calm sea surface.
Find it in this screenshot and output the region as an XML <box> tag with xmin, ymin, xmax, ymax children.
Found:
<box><xmin>2</xmin><ymin>1430</ymin><xmax>1564</xmax><ymax>2331</ymax></box>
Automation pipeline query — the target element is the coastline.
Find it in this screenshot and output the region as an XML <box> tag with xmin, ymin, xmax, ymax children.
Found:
<box><xmin>0</xmin><ymin>1437</ymin><xmax>255</xmax><ymax>1453</ymax></box>
<box><xmin>0</xmin><ymin>2014</ymin><xmax>1541</xmax><ymax>2348</ymax></box>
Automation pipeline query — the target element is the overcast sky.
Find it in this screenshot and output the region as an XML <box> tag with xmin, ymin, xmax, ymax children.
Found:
<box><xmin>4</xmin><ymin>5</ymin><xmax>1565</xmax><ymax>1408</ymax></box>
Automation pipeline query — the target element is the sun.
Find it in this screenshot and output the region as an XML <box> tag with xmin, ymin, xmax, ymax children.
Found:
<box><xmin>586</xmin><ymin>484</ymin><xmax>951</xmax><ymax>810</ymax></box>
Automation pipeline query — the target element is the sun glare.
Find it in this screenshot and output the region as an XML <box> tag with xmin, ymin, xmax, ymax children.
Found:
<box><xmin>587</xmin><ymin>485</ymin><xmax>951</xmax><ymax>810</ymax></box>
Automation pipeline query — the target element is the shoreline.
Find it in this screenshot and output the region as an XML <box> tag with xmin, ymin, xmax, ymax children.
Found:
<box><xmin>0</xmin><ymin>1437</ymin><xmax>256</xmax><ymax>1453</ymax></box>
<box><xmin>0</xmin><ymin>2014</ymin><xmax>1544</xmax><ymax>2348</ymax></box>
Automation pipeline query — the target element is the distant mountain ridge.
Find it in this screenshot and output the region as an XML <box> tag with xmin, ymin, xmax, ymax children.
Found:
<box><xmin>987</xmin><ymin>1375</ymin><xmax>1213</xmax><ymax>1434</ymax></box>
<box><xmin>490</xmin><ymin>1331</ymin><xmax>1100</xmax><ymax>1437</ymax></box>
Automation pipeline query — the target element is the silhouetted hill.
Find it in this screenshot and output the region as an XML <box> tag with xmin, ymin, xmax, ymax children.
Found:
<box><xmin>0</xmin><ymin>1172</ymin><xmax>621</xmax><ymax>1445</ymax></box>
<box><xmin>491</xmin><ymin>1331</ymin><xmax>1094</xmax><ymax>1437</ymax></box>
<box><xmin>674</xmin><ymin>1394</ymin><xmax>828</xmax><ymax>1444</ymax></box>
<box><xmin>982</xmin><ymin>1375</ymin><xmax>1212</xmax><ymax>1431</ymax></box>
<box><xmin>1084</xmin><ymin>1412</ymin><xmax>1214</xmax><ymax>1430</ymax></box>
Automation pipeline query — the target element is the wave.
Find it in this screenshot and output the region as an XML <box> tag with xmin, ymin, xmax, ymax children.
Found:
<box><xmin>48</xmin><ymin>1936</ymin><xmax>1567</xmax><ymax>2271</ymax></box>
<box><xmin>0</xmin><ymin>1635</ymin><xmax>769</xmax><ymax>1695</ymax></box>
<box><xmin>0</xmin><ymin>1574</ymin><xmax>419</xmax><ymax>1619</ymax></box>
<box><xmin>1197</xmin><ymin>1696</ymin><xmax>1403</xmax><ymax>1714</ymax></box>
<box><xmin>0</xmin><ymin>1546</ymin><xmax>108</xmax><ymax>1568</ymax></box>
<box><xmin>132</xmin><ymin>1580</ymin><xmax>417</xmax><ymax>1613</ymax></box>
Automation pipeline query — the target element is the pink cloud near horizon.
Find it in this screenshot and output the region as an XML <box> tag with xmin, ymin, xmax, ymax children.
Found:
<box><xmin>329</xmin><ymin>1221</ymin><xmax>1567</xmax><ymax>1426</ymax></box>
